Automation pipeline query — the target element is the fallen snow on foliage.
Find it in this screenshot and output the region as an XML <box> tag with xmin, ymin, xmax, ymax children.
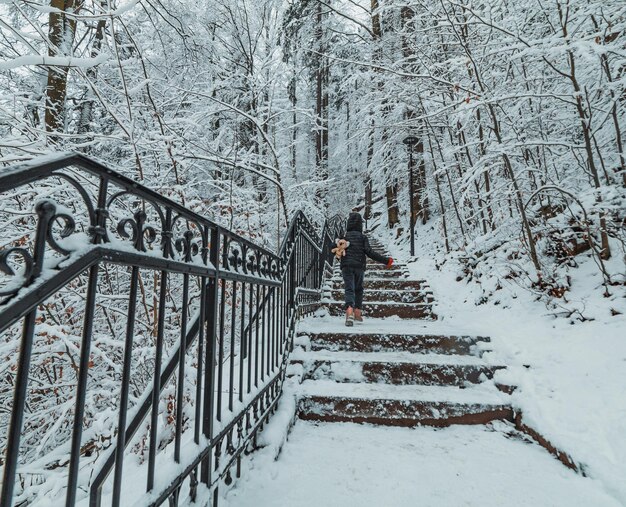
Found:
<box><xmin>222</xmin><ymin>421</ymin><xmax>620</xmax><ymax>507</ymax></box>
<box><xmin>0</xmin><ymin>54</ymin><xmax>108</xmax><ymax>71</ymax></box>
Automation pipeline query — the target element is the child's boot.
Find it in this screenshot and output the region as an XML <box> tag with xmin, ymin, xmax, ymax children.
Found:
<box><xmin>354</xmin><ymin>308</ymin><xmax>363</xmax><ymax>323</ymax></box>
<box><xmin>345</xmin><ymin>307</ymin><xmax>354</xmax><ymax>327</ymax></box>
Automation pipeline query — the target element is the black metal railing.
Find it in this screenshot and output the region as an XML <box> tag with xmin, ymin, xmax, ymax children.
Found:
<box><xmin>0</xmin><ymin>152</ymin><xmax>345</xmax><ymax>507</ymax></box>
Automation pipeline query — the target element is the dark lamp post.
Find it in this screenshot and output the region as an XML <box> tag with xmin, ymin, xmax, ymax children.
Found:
<box><xmin>402</xmin><ymin>136</ymin><xmax>419</xmax><ymax>256</ymax></box>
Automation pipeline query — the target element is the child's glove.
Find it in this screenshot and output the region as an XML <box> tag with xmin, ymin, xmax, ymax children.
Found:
<box><xmin>386</xmin><ymin>257</ymin><xmax>394</xmax><ymax>268</ymax></box>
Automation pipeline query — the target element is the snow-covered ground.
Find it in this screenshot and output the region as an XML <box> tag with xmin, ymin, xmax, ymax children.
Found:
<box><xmin>382</xmin><ymin>223</ymin><xmax>626</xmax><ymax>504</ymax></box>
<box><xmin>223</xmin><ymin>421</ymin><xmax>620</xmax><ymax>507</ymax></box>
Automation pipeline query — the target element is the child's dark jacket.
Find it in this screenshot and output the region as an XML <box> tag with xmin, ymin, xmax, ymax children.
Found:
<box><xmin>340</xmin><ymin>213</ymin><xmax>390</xmax><ymax>270</ymax></box>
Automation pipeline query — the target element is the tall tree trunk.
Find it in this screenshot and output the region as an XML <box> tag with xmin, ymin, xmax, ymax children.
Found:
<box><xmin>45</xmin><ymin>0</ymin><xmax>82</xmax><ymax>142</ymax></box>
<box><xmin>289</xmin><ymin>74</ymin><xmax>297</xmax><ymax>179</ymax></box>
<box><xmin>414</xmin><ymin>139</ymin><xmax>429</xmax><ymax>224</ymax></box>
<box><xmin>364</xmin><ymin>176</ymin><xmax>373</xmax><ymax>221</ymax></box>
<box><xmin>476</xmin><ymin>108</ymin><xmax>495</xmax><ymax>230</ymax></box>
<box><xmin>371</xmin><ymin>0</ymin><xmax>400</xmax><ymax>229</ymax></box>
<box><xmin>557</xmin><ymin>3</ymin><xmax>611</xmax><ymax>259</ymax></box>
<box><xmin>314</xmin><ymin>0</ymin><xmax>329</xmax><ymax>203</ymax></box>
<box><xmin>401</xmin><ymin>6</ymin><xmax>428</xmax><ymax>226</ymax></box>
<box><xmin>78</xmin><ymin>12</ymin><xmax>106</xmax><ymax>138</ymax></box>
<box><xmin>591</xmin><ymin>15</ymin><xmax>625</xmax><ymax>187</ymax></box>
<box><xmin>365</xmin><ymin>115</ymin><xmax>375</xmax><ymax>221</ymax></box>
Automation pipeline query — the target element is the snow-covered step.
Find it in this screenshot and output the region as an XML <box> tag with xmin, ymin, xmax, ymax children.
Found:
<box><xmin>331</xmin><ymin>269</ymin><xmax>409</xmax><ymax>279</ymax></box>
<box><xmin>294</xmin><ymin>349</ymin><xmax>490</xmax><ymax>365</ymax></box>
<box><xmin>328</xmin><ymin>279</ymin><xmax>429</xmax><ymax>290</ymax></box>
<box><xmin>296</xmin><ymin>381</ymin><xmax>512</xmax><ymax>427</ymax></box>
<box><xmin>325</xmin><ymin>300</ymin><xmax>435</xmax><ymax>319</ymax></box>
<box><xmin>297</xmin><ymin>380</ymin><xmax>507</xmax><ymax>403</ymax></box>
<box><xmin>333</xmin><ymin>262</ymin><xmax>406</xmax><ymax>270</ymax></box>
<box><xmin>293</xmin><ymin>350</ymin><xmax>503</xmax><ymax>386</ymax></box>
<box><xmin>299</xmin><ymin>331</ymin><xmax>489</xmax><ymax>355</ymax></box>
<box><xmin>327</xmin><ymin>288</ymin><xmax>434</xmax><ymax>304</ymax></box>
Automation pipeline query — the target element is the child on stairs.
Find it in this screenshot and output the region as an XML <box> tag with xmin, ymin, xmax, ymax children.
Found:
<box><xmin>340</xmin><ymin>212</ymin><xmax>393</xmax><ymax>326</ymax></box>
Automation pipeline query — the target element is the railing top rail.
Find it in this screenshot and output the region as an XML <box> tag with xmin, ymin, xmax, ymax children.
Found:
<box><xmin>0</xmin><ymin>152</ymin><xmax>280</xmax><ymax>261</ymax></box>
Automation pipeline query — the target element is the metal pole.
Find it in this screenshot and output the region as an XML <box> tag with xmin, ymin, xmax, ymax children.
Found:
<box><xmin>409</xmin><ymin>148</ymin><xmax>415</xmax><ymax>257</ymax></box>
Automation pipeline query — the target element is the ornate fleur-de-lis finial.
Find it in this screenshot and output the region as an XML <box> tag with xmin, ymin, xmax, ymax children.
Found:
<box><xmin>175</xmin><ymin>230</ymin><xmax>199</xmax><ymax>262</ymax></box>
<box><xmin>117</xmin><ymin>210</ymin><xmax>157</xmax><ymax>252</ymax></box>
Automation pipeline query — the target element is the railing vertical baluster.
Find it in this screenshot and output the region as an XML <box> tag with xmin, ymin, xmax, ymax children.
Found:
<box><xmin>268</xmin><ymin>287</ymin><xmax>273</xmax><ymax>374</ymax></box>
<box><xmin>247</xmin><ymin>282</ymin><xmax>253</xmax><ymax>394</ymax></box>
<box><xmin>280</xmin><ymin>279</ymin><xmax>285</xmax><ymax>356</ymax></box>
<box><xmin>66</xmin><ymin>265</ymin><xmax>99</xmax><ymax>507</ymax></box>
<box><xmin>265</xmin><ymin>287</ymin><xmax>270</xmax><ymax>376</ymax></box>
<box><xmin>311</xmin><ymin>244</ymin><xmax>313</xmax><ymax>287</ymax></box>
<box><xmin>195</xmin><ymin>276</ymin><xmax>207</xmax><ymax>445</ymax></box>
<box><xmin>112</xmin><ymin>266</ymin><xmax>140</xmax><ymax>506</ymax></box>
<box><xmin>147</xmin><ymin>205</ymin><xmax>173</xmax><ymax>492</ymax></box>
<box><xmin>289</xmin><ymin>238</ymin><xmax>296</xmax><ymax>311</ymax></box>
<box><xmin>175</xmin><ymin>270</ymin><xmax>190</xmax><ymax>463</ymax></box>
<box><xmin>240</xmin><ymin>274</ymin><xmax>247</xmax><ymax>360</ymax></box>
<box><xmin>309</xmin><ymin>245</ymin><xmax>314</xmax><ymax>289</ymax></box>
<box><xmin>310</xmin><ymin>243</ymin><xmax>314</xmax><ymax>289</ymax></box>
<box><xmin>229</xmin><ymin>281</ymin><xmax>237</xmax><ymax>412</ymax></box>
<box><xmin>299</xmin><ymin>236</ymin><xmax>303</xmax><ymax>286</ymax></box>
<box><xmin>266</xmin><ymin>286</ymin><xmax>271</xmax><ymax>376</ymax></box>
<box><xmin>317</xmin><ymin>247</ymin><xmax>321</xmax><ymax>288</ymax></box>
<box><xmin>278</xmin><ymin>285</ymin><xmax>282</xmax><ymax>366</ymax></box>
<box><xmin>217</xmin><ymin>279</ymin><xmax>226</xmax><ymax>422</ymax></box>
<box><xmin>254</xmin><ymin>284</ymin><xmax>260</xmax><ymax>388</ymax></box>
<box><xmin>300</xmin><ymin>240</ymin><xmax>304</xmax><ymax>288</ymax></box>
<box><xmin>147</xmin><ymin>267</ymin><xmax>168</xmax><ymax>491</ymax></box>
<box><xmin>273</xmin><ymin>287</ymin><xmax>278</xmax><ymax>370</ymax></box>
<box><xmin>239</xmin><ymin>281</ymin><xmax>246</xmax><ymax>403</ymax></box>
<box><xmin>287</xmin><ymin>259</ymin><xmax>291</xmax><ymax>340</ymax></box>
<box><xmin>271</xmin><ymin>287</ymin><xmax>278</xmax><ymax>371</ymax></box>
<box><xmin>201</xmin><ymin>227</ymin><xmax>220</xmax><ymax>487</ymax></box>
<box><xmin>316</xmin><ymin>242</ymin><xmax>320</xmax><ymax>288</ymax></box>
<box><xmin>283</xmin><ymin>263</ymin><xmax>288</xmax><ymax>331</ymax></box>
<box><xmin>261</xmin><ymin>285</ymin><xmax>267</xmax><ymax>382</ymax></box>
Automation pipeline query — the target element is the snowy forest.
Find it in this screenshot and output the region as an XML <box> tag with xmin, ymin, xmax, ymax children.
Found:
<box><xmin>0</xmin><ymin>0</ymin><xmax>625</xmax><ymax>505</ymax></box>
<box><xmin>1</xmin><ymin>0</ymin><xmax>624</xmax><ymax>291</ymax></box>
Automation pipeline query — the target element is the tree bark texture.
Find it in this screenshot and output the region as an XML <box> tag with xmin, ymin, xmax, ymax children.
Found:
<box><xmin>46</xmin><ymin>0</ymin><xmax>82</xmax><ymax>140</ymax></box>
<box><xmin>371</xmin><ymin>0</ymin><xmax>400</xmax><ymax>229</ymax></box>
<box><xmin>315</xmin><ymin>0</ymin><xmax>329</xmax><ymax>203</ymax></box>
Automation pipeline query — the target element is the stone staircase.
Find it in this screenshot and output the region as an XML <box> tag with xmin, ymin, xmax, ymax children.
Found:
<box><xmin>290</xmin><ymin>238</ymin><xmax>513</xmax><ymax>427</ymax></box>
